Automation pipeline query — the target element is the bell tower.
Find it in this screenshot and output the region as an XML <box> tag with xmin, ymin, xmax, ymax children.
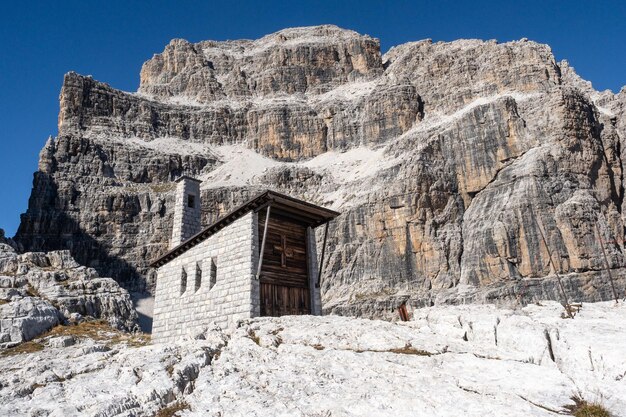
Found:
<box><xmin>170</xmin><ymin>176</ymin><xmax>202</xmax><ymax>249</ymax></box>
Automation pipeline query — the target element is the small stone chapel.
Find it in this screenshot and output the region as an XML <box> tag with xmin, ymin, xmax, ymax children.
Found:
<box><xmin>150</xmin><ymin>177</ymin><xmax>339</xmax><ymax>343</ymax></box>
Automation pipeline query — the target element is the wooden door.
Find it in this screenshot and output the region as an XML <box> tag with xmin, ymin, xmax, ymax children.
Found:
<box><xmin>258</xmin><ymin>210</ymin><xmax>311</xmax><ymax>316</ymax></box>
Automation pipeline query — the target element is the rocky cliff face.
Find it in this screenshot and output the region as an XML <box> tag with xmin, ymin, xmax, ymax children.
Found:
<box><xmin>15</xmin><ymin>26</ymin><xmax>626</xmax><ymax>314</ymax></box>
<box><xmin>0</xmin><ymin>243</ymin><xmax>138</xmax><ymax>347</ymax></box>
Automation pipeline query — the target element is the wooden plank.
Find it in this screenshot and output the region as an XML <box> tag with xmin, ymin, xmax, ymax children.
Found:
<box><xmin>258</xmin><ymin>211</ymin><xmax>309</xmax><ymax>229</ymax></box>
<box><xmin>262</xmin><ymin>208</ymin><xmax>319</xmax><ymax>225</ymax></box>
<box><xmin>255</xmin><ymin>204</ymin><xmax>272</xmax><ymax>280</ymax></box>
<box><xmin>272</xmin><ymin>195</ymin><xmax>338</xmax><ymax>220</ymax></box>
<box><xmin>260</xmin><ymin>283</ymin><xmax>311</xmax><ymax>316</ymax></box>
<box><xmin>398</xmin><ymin>303</ymin><xmax>409</xmax><ymax>321</ymax></box>
<box><xmin>262</xmin><ymin>259</ymin><xmax>308</xmax><ymax>273</ymax></box>
<box><xmin>260</xmin><ymin>273</ymin><xmax>308</xmax><ymax>287</ymax></box>
<box><xmin>260</xmin><ymin>229</ymin><xmax>306</xmax><ymax>242</ymax></box>
<box><xmin>262</xmin><ymin>267</ymin><xmax>307</xmax><ymax>276</ymax></box>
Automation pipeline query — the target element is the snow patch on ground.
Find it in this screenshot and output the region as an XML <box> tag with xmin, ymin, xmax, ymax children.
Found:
<box><xmin>406</xmin><ymin>91</ymin><xmax>540</xmax><ymax>135</ymax></box>
<box><xmin>201</xmin><ymin>145</ymin><xmax>283</xmax><ymax>188</ymax></box>
<box><xmin>98</xmin><ymin>136</ymin><xmax>218</xmax><ymax>157</ymax></box>
<box><xmin>594</xmin><ymin>104</ymin><xmax>616</xmax><ymax>118</ymax></box>
<box><xmin>315</xmin><ymin>80</ymin><xmax>378</xmax><ymax>102</ymax></box>
<box><xmin>301</xmin><ymin>146</ymin><xmax>389</xmax><ymax>182</ymax></box>
<box><xmin>127</xmin><ymin>137</ymin><xmax>217</xmax><ymax>157</ymax></box>
<box><xmin>202</xmin><ymin>145</ymin><xmax>394</xmax><ymax>194</ymax></box>
<box><xmin>239</xmin><ymin>26</ymin><xmax>368</xmax><ymax>57</ymax></box>
<box><xmin>156</xmin><ymin>78</ymin><xmax>377</xmax><ymax>109</ymax></box>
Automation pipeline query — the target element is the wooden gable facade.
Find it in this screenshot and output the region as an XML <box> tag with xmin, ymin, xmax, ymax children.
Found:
<box><xmin>253</xmin><ymin>193</ymin><xmax>339</xmax><ymax>317</ymax></box>
<box><xmin>257</xmin><ymin>208</ymin><xmax>311</xmax><ymax>316</ymax></box>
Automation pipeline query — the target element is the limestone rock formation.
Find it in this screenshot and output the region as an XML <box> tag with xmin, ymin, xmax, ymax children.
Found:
<box><xmin>15</xmin><ymin>25</ymin><xmax>626</xmax><ymax>315</ymax></box>
<box><xmin>0</xmin><ymin>296</ymin><xmax>60</xmax><ymax>345</ymax></box>
<box><xmin>0</xmin><ymin>302</ymin><xmax>625</xmax><ymax>416</ymax></box>
<box><xmin>0</xmin><ymin>243</ymin><xmax>138</xmax><ymax>346</ymax></box>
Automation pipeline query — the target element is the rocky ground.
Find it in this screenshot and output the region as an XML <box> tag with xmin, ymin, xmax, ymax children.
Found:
<box><xmin>0</xmin><ymin>232</ymin><xmax>138</xmax><ymax>347</ymax></box>
<box><xmin>0</xmin><ymin>301</ymin><xmax>623</xmax><ymax>416</ymax></box>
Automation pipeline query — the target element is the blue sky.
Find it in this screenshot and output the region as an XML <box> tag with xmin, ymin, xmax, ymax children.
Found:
<box><xmin>1</xmin><ymin>0</ymin><xmax>625</xmax><ymax>237</ymax></box>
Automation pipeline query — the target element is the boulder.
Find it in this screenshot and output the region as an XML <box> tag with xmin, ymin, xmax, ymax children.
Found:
<box><xmin>0</xmin><ymin>297</ymin><xmax>60</xmax><ymax>346</ymax></box>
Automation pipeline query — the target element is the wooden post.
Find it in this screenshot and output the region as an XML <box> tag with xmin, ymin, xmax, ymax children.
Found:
<box><xmin>537</xmin><ymin>222</ymin><xmax>574</xmax><ymax>318</ymax></box>
<box><xmin>316</xmin><ymin>222</ymin><xmax>329</xmax><ymax>288</ymax></box>
<box><xmin>256</xmin><ymin>205</ymin><xmax>271</xmax><ymax>280</ymax></box>
<box><xmin>595</xmin><ymin>222</ymin><xmax>619</xmax><ymax>304</ymax></box>
<box><xmin>398</xmin><ymin>302</ymin><xmax>409</xmax><ymax>322</ymax></box>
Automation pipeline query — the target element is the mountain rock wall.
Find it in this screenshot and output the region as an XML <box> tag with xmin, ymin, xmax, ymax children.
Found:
<box><xmin>15</xmin><ymin>26</ymin><xmax>626</xmax><ymax>314</ymax></box>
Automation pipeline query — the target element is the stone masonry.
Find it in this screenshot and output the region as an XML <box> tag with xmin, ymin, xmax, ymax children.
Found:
<box><xmin>151</xmin><ymin>186</ymin><xmax>331</xmax><ymax>344</ymax></box>
<box><xmin>152</xmin><ymin>212</ymin><xmax>258</xmax><ymax>343</ymax></box>
<box><xmin>170</xmin><ymin>177</ymin><xmax>202</xmax><ymax>249</ymax></box>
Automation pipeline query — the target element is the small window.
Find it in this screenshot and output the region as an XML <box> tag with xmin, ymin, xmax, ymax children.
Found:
<box><xmin>187</xmin><ymin>194</ymin><xmax>195</xmax><ymax>208</ymax></box>
<box><xmin>209</xmin><ymin>258</ymin><xmax>217</xmax><ymax>290</ymax></box>
<box><xmin>195</xmin><ymin>261</ymin><xmax>202</xmax><ymax>292</ymax></box>
<box><xmin>180</xmin><ymin>267</ymin><xmax>187</xmax><ymax>295</ymax></box>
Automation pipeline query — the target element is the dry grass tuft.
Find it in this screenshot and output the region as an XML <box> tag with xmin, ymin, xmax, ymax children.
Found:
<box><xmin>341</xmin><ymin>343</ymin><xmax>434</xmax><ymax>356</ymax></box>
<box><xmin>165</xmin><ymin>363</ymin><xmax>176</xmax><ymax>377</ymax></box>
<box><xmin>1</xmin><ymin>320</ymin><xmax>149</xmax><ymax>357</ymax></box>
<box><xmin>564</xmin><ymin>396</ymin><xmax>611</xmax><ymax>417</ymax></box>
<box><xmin>44</xmin><ymin>320</ymin><xmax>150</xmax><ymax>347</ymax></box>
<box><xmin>155</xmin><ymin>400</ymin><xmax>190</xmax><ymax>417</ymax></box>
<box><xmin>247</xmin><ymin>329</ymin><xmax>261</xmax><ymax>346</ymax></box>
<box><xmin>389</xmin><ymin>345</ymin><xmax>433</xmax><ymax>356</ymax></box>
<box><xmin>0</xmin><ymin>299</ymin><xmax>9</xmax><ymax>305</ymax></box>
<box><xmin>0</xmin><ymin>340</ymin><xmax>45</xmax><ymax>357</ymax></box>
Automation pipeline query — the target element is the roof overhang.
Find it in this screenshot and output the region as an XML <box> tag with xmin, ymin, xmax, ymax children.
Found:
<box><xmin>150</xmin><ymin>190</ymin><xmax>339</xmax><ymax>268</ymax></box>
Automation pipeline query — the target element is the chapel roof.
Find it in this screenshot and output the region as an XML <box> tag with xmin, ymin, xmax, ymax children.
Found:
<box><xmin>150</xmin><ymin>190</ymin><xmax>339</xmax><ymax>268</ymax></box>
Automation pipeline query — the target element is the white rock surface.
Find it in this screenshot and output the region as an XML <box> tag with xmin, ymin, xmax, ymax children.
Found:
<box><xmin>0</xmin><ymin>301</ymin><xmax>624</xmax><ymax>416</ymax></box>
<box><xmin>0</xmin><ymin>244</ymin><xmax>138</xmax><ymax>346</ymax></box>
<box><xmin>0</xmin><ymin>297</ymin><xmax>60</xmax><ymax>344</ymax></box>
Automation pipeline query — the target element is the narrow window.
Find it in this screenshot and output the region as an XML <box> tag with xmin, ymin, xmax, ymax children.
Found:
<box><xmin>180</xmin><ymin>267</ymin><xmax>187</xmax><ymax>295</ymax></box>
<box><xmin>209</xmin><ymin>258</ymin><xmax>217</xmax><ymax>290</ymax></box>
<box><xmin>187</xmin><ymin>194</ymin><xmax>195</xmax><ymax>208</ymax></box>
<box><xmin>195</xmin><ymin>261</ymin><xmax>202</xmax><ymax>292</ymax></box>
